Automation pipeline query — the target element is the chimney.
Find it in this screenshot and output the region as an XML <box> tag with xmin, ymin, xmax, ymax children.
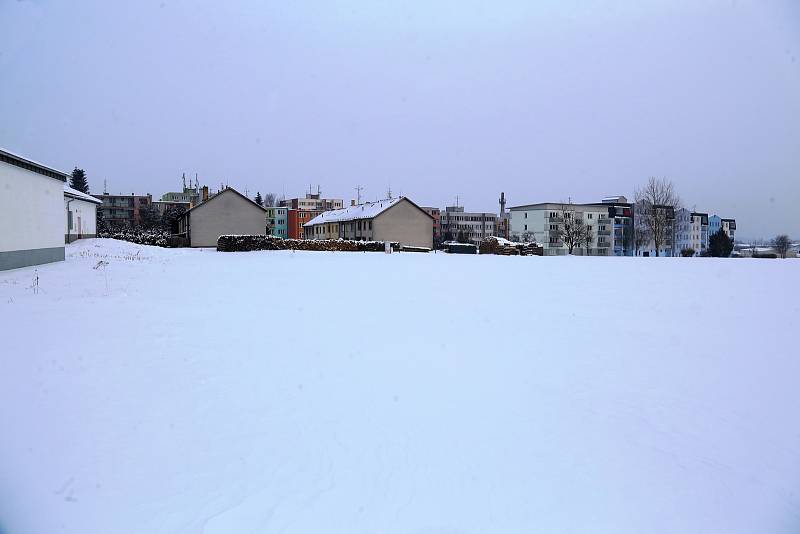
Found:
<box><xmin>351</xmin><ymin>199</ymin><xmax>356</xmax><ymax>206</ymax></box>
<box><xmin>202</xmin><ymin>186</ymin><xmax>209</xmax><ymax>201</ymax></box>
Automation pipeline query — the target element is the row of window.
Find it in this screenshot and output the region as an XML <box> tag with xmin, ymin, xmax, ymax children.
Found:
<box><xmin>312</xmin><ymin>220</ymin><xmax>374</xmax><ymax>235</ymax></box>
<box><xmin>442</xmin><ymin>215</ymin><xmax>495</xmax><ymax>222</ymax></box>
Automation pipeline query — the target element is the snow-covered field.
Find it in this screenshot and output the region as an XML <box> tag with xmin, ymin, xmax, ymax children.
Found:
<box><xmin>1</xmin><ymin>239</ymin><xmax>799</xmax><ymax>533</ymax></box>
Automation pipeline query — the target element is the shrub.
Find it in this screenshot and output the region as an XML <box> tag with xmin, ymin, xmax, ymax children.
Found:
<box><xmin>217</xmin><ymin>235</ymin><xmax>400</xmax><ymax>253</ymax></box>
<box><xmin>99</xmin><ymin>229</ymin><xmax>175</xmax><ymax>247</ymax></box>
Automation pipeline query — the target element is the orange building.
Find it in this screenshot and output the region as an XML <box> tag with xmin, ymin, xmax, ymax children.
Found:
<box><xmin>287</xmin><ymin>208</ymin><xmax>323</xmax><ymax>239</ymax></box>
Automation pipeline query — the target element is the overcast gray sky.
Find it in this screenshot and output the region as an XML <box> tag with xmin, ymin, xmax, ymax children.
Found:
<box><xmin>1</xmin><ymin>0</ymin><xmax>798</xmax><ymax>238</ymax></box>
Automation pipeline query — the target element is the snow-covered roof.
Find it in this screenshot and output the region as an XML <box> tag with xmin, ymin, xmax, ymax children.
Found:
<box><xmin>64</xmin><ymin>184</ymin><xmax>102</xmax><ymax>204</ymax></box>
<box><xmin>0</xmin><ymin>146</ymin><xmax>68</xmax><ymax>181</ymax></box>
<box><xmin>304</xmin><ymin>197</ymin><xmax>404</xmax><ymax>226</ymax></box>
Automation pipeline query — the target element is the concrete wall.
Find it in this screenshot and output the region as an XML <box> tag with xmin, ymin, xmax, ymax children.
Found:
<box><xmin>189</xmin><ymin>190</ymin><xmax>267</xmax><ymax>247</ymax></box>
<box><xmin>1</xmin><ymin>161</ymin><xmax>65</xmax><ymax>270</ymax></box>
<box><xmin>65</xmin><ymin>196</ymin><xmax>98</xmax><ymax>242</ymax></box>
<box><xmin>372</xmin><ymin>200</ymin><xmax>433</xmax><ymax>249</ymax></box>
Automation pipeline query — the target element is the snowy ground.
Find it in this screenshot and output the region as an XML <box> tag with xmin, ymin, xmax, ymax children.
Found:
<box><xmin>1</xmin><ymin>239</ymin><xmax>799</xmax><ymax>533</ymax></box>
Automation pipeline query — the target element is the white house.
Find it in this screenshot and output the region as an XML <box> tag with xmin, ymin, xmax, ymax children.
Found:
<box><xmin>1</xmin><ymin>147</ymin><xmax>67</xmax><ymax>270</ymax></box>
<box><xmin>64</xmin><ymin>184</ymin><xmax>102</xmax><ymax>243</ymax></box>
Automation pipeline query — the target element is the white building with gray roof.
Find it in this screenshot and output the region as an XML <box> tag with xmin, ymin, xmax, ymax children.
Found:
<box><xmin>1</xmin><ymin>147</ymin><xmax>68</xmax><ymax>270</ymax></box>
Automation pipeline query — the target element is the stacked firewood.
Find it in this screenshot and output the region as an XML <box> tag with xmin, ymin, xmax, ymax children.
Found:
<box><xmin>479</xmin><ymin>236</ymin><xmax>543</xmax><ymax>256</ymax></box>
<box><xmin>217</xmin><ymin>235</ymin><xmax>399</xmax><ymax>253</ymax></box>
<box><xmin>518</xmin><ymin>243</ymin><xmax>544</xmax><ymax>256</ymax></box>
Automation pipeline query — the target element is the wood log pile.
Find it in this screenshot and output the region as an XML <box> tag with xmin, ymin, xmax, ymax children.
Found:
<box><xmin>479</xmin><ymin>236</ymin><xmax>543</xmax><ymax>256</ymax></box>
<box><xmin>217</xmin><ymin>235</ymin><xmax>400</xmax><ymax>253</ymax></box>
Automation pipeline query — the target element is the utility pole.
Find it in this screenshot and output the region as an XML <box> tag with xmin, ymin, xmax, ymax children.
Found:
<box><xmin>355</xmin><ymin>185</ymin><xmax>363</xmax><ymax>205</ymax></box>
<box><xmin>387</xmin><ymin>184</ymin><xmax>392</xmax><ymax>199</ymax></box>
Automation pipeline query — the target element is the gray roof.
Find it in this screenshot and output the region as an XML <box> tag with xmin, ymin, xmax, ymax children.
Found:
<box><xmin>0</xmin><ymin>147</ymin><xmax>68</xmax><ymax>181</ymax></box>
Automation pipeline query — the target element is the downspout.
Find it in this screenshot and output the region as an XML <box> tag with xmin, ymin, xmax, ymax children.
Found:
<box><xmin>66</xmin><ymin>197</ymin><xmax>74</xmax><ymax>243</ymax></box>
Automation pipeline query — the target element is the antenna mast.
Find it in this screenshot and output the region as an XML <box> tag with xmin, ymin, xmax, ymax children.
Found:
<box><xmin>355</xmin><ymin>185</ymin><xmax>363</xmax><ymax>204</ymax></box>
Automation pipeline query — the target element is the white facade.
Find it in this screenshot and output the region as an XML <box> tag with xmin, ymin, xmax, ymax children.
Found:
<box><xmin>673</xmin><ymin>209</ymin><xmax>708</xmax><ymax>256</ymax></box>
<box><xmin>64</xmin><ymin>185</ymin><xmax>101</xmax><ymax>242</ymax></box>
<box><xmin>1</xmin><ymin>148</ymin><xmax>67</xmax><ymax>270</ymax></box>
<box><xmin>510</xmin><ymin>202</ymin><xmax>616</xmax><ymax>256</ymax></box>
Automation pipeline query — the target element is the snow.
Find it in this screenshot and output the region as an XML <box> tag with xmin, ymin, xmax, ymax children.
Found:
<box><xmin>304</xmin><ymin>197</ymin><xmax>402</xmax><ymax>226</ymax></box>
<box><xmin>64</xmin><ymin>184</ymin><xmax>102</xmax><ymax>204</ymax></box>
<box><xmin>1</xmin><ymin>238</ymin><xmax>799</xmax><ymax>533</ymax></box>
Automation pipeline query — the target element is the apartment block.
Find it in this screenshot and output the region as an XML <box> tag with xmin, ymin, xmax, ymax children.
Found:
<box><xmin>280</xmin><ymin>191</ymin><xmax>344</xmax><ymax>239</ymax></box>
<box><xmin>673</xmin><ymin>209</ymin><xmax>709</xmax><ymax>256</ymax></box>
<box><xmin>509</xmin><ymin>197</ymin><xmax>633</xmax><ymax>256</ymax></box>
<box><xmin>709</xmin><ymin>215</ymin><xmax>737</xmax><ymax>243</ymax></box>
<box><xmin>439</xmin><ymin>206</ymin><xmax>498</xmax><ymax>245</ymax></box>
<box><xmin>94</xmin><ymin>193</ymin><xmax>153</xmax><ymax>228</ymax></box>
<box><xmin>266</xmin><ymin>206</ymin><xmax>288</xmax><ymax>238</ymax></box>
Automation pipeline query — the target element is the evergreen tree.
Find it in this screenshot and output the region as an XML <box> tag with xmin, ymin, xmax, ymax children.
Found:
<box><xmin>161</xmin><ymin>205</ymin><xmax>187</xmax><ymax>233</ymax></box>
<box><xmin>139</xmin><ymin>204</ymin><xmax>162</xmax><ymax>230</ymax></box>
<box><xmin>70</xmin><ymin>168</ymin><xmax>90</xmax><ymax>194</ymax></box>
<box><xmin>96</xmin><ymin>205</ymin><xmax>108</xmax><ymax>234</ymax></box>
<box><xmin>708</xmin><ymin>229</ymin><xmax>733</xmax><ymax>257</ymax></box>
<box><xmin>255</xmin><ymin>192</ymin><xmax>263</xmax><ymax>206</ymax></box>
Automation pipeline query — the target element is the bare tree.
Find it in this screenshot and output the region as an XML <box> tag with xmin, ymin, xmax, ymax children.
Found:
<box><xmin>634</xmin><ymin>221</ymin><xmax>650</xmax><ymax>256</ymax></box>
<box><xmin>557</xmin><ymin>204</ymin><xmax>591</xmax><ymax>254</ymax></box>
<box><xmin>581</xmin><ymin>223</ymin><xmax>595</xmax><ymax>255</ymax></box>
<box><xmin>634</xmin><ymin>177</ymin><xmax>680</xmax><ymax>257</ymax></box>
<box><xmin>263</xmin><ymin>192</ymin><xmax>277</xmax><ymax>207</ymax></box>
<box><xmin>772</xmin><ymin>234</ymin><xmax>790</xmax><ymax>259</ymax></box>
